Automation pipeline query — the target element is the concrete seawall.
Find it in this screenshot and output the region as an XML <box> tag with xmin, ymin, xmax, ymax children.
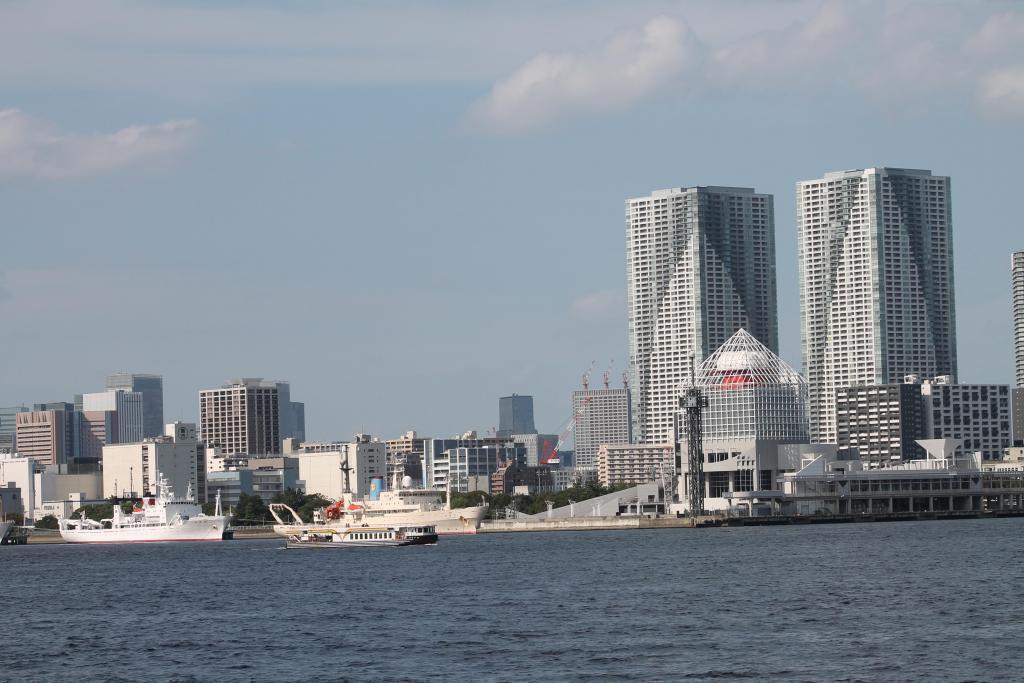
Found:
<box><xmin>480</xmin><ymin>516</ymin><xmax>719</xmax><ymax>533</ymax></box>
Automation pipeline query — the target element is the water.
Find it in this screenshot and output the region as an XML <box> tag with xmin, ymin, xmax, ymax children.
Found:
<box><xmin>3</xmin><ymin>518</ymin><xmax>1022</xmax><ymax>682</ymax></box>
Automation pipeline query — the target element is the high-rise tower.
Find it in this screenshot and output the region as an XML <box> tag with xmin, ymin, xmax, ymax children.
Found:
<box><xmin>199</xmin><ymin>378</ymin><xmax>282</xmax><ymax>455</ymax></box>
<box><xmin>1013</xmin><ymin>251</ymin><xmax>1024</xmax><ymax>446</ymax></box>
<box><xmin>626</xmin><ymin>186</ymin><xmax>777</xmax><ymax>444</ymax></box>
<box><xmin>106</xmin><ymin>373</ymin><xmax>164</xmax><ymax>439</ymax></box>
<box><xmin>797</xmin><ymin>168</ymin><xmax>957</xmax><ymax>443</ymax></box>
<box><xmin>497</xmin><ymin>395</ymin><xmax>535</xmax><ymax>438</ymax></box>
<box><xmin>1013</xmin><ymin>250</ymin><xmax>1024</xmax><ymax>389</ymax></box>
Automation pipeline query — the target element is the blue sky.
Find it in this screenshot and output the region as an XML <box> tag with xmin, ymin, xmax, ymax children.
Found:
<box><xmin>2</xmin><ymin>1</ymin><xmax>1023</xmax><ymax>440</ymax></box>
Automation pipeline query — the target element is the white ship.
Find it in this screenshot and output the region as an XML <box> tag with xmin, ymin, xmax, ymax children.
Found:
<box><xmin>270</xmin><ymin>474</ymin><xmax>487</xmax><ymax>537</ymax></box>
<box><xmin>270</xmin><ymin>503</ymin><xmax>438</xmax><ymax>548</ymax></box>
<box><xmin>59</xmin><ymin>475</ymin><xmax>229</xmax><ymax>544</ymax></box>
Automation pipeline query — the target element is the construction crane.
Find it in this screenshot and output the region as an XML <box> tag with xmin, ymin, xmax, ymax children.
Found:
<box><xmin>543</xmin><ymin>364</ymin><xmax>597</xmax><ymax>465</ymax></box>
<box><xmin>680</xmin><ymin>353</ymin><xmax>706</xmax><ymax>516</ymax></box>
<box><xmin>580</xmin><ymin>360</ymin><xmax>596</xmax><ymax>390</ymax></box>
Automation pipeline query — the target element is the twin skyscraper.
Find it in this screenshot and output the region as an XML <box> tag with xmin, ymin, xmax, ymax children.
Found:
<box><xmin>626</xmin><ymin>167</ymin><xmax>957</xmax><ymax>445</ymax></box>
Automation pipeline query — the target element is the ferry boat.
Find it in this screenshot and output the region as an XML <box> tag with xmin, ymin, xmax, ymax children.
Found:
<box><xmin>284</xmin><ymin>525</ymin><xmax>438</xmax><ymax>549</ymax></box>
<box><xmin>58</xmin><ymin>475</ymin><xmax>229</xmax><ymax>544</ymax></box>
<box><xmin>270</xmin><ymin>474</ymin><xmax>487</xmax><ymax>537</ymax></box>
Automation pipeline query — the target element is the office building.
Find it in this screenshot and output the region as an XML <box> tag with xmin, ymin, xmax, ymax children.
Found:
<box><xmin>627</xmin><ymin>185</ymin><xmax>778</xmax><ymax>444</ymax></box>
<box><xmin>498</xmin><ymin>395</ymin><xmax>535</xmax><ymax>437</ymax></box>
<box><xmin>274</xmin><ymin>381</ymin><xmax>306</xmax><ymax>443</ymax></box>
<box><xmin>106</xmin><ymin>373</ymin><xmax>164</xmax><ymax>438</ymax></box>
<box><xmin>14</xmin><ymin>410</ymin><xmax>68</xmax><ymax>466</ymax></box>
<box><xmin>797</xmin><ymin>167</ymin><xmax>957</xmax><ymax>443</ymax></box>
<box><xmin>921</xmin><ymin>377</ymin><xmax>1011</xmax><ymax>460</ymax></box>
<box><xmin>572</xmin><ymin>386</ymin><xmax>631</xmax><ymax>470</ymax></box>
<box><xmin>511</xmin><ymin>433</ymin><xmax>559</xmax><ymax>467</ymax></box>
<box><xmin>79</xmin><ymin>410</ymin><xmax>117</xmax><ymax>464</ymax></box>
<box><xmin>0</xmin><ymin>405</ymin><xmax>28</xmax><ymax>452</ymax></box>
<box><xmin>422</xmin><ymin>435</ymin><xmax>505</xmax><ymax>488</ymax></box>
<box><xmin>83</xmin><ymin>389</ymin><xmax>143</xmax><ymax>443</ymax></box>
<box><xmin>422</xmin><ymin>437</ymin><xmax>526</xmax><ymax>492</ymax></box>
<box><xmin>199</xmin><ymin>378</ymin><xmax>282</xmax><ymax>455</ymax></box>
<box><xmin>836</xmin><ymin>382</ymin><xmax>926</xmax><ymax>465</ymax></box>
<box><xmin>102</xmin><ymin>422</ymin><xmax>208</xmax><ymax>501</ymax></box>
<box><xmin>296</xmin><ymin>434</ymin><xmax>386</xmax><ymax>499</ymax></box>
<box><xmin>598</xmin><ymin>443</ymin><xmax>674</xmax><ymax>488</ymax></box>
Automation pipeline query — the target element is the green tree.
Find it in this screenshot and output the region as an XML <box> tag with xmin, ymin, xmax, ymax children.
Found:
<box><xmin>270</xmin><ymin>489</ymin><xmax>334</xmax><ymax>522</ymax></box>
<box><xmin>34</xmin><ymin>515</ymin><xmax>59</xmax><ymax>530</ymax></box>
<box><xmin>72</xmin><ymin>503</ymin><xmax>114</xmax><ymax>523</ymax></box>
<box><xmin>233</xmin><ymin>493</ymin><xmax>270</xmax><ymax>525</ymax></box>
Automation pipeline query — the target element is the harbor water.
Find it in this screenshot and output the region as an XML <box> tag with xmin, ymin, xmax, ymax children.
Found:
<box><xmin>3</xmin><ymin>518</ymin><xmax>1022</xmax><ymax>682</ymax></box>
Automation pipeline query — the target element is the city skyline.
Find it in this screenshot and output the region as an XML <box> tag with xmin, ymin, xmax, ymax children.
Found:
<box><xmin>2</xmin><ymin>1</ymin><xmax>1023</xmax><ymax>440</ymax></box>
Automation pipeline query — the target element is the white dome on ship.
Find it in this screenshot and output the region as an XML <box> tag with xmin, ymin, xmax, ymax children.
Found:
<box><xmin>401</xmin><ymin>475</ymin><xmax>413</xmax><ymax>489</ymax></box>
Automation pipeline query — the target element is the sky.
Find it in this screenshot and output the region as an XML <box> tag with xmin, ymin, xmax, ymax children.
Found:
<box><xmin>2</xmin><ymin>0</ymin><xmax>1023</xmax><ymax>441</ymax></box>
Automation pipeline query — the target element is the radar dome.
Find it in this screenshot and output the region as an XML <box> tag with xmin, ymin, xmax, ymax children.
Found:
<box><xmin>401</xmin><ymin>475</ymin><xmax>413</xmax><ymax>489</ymax></box>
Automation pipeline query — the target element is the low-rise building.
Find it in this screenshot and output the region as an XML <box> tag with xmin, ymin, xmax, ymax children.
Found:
<box><xmin>384</xmin><ymin>431</ymin><xmax>426</xmax><ymax>487</ymax></box>
<box><xmin>921</xmin><ymin>377</ymin><xmax>1011</xmax><ymax>460</ymax></box>
<box><xmin>597</xmin><ymin>443</ymin><xmax>674</xmax><ymax>488</ymax></box>
<box><xmin>511</xmin><ymin>433</ymin><xmax>560</xmax><ymax>467</ymax></box>
<box><xmin>836</xmin><ymin>381</ymin><xmax>926</xmax><ymax>465</ymax></box>
<box><xmin>207</xmin><ymin>456</ymin><xmax>302</xmax><ymax>508</ymax></box>
<box><xmin>296</xmin><ymin>434</ymin><xmax>386</xmax><ymax>500</ymax></box>
<box><xmin>430</xmin><ymin>444</ymin><xmax>526</xmax><ymax>493</ymax></box>
<box><xmin>0</xmin><ymin>453</ymin><xmax>39</xmax><ymax>521</ymax></box>
<box><xmin>773</xmin><ymin>439</ymin><xmax>1023</xmax><ymax>516</ymax></box>
<box><xmin>422</xmin><ymin>436</ymin><xmax>510</xmax><ymax>489</ymax></box>
<box><xmin>490</xmin><ymin>462</ymin><xmax>555</xmax><ymax>495</ymax></box>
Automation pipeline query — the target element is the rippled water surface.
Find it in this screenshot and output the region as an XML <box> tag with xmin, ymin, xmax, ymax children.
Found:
<box><xmin>3</xmin><ymin>518</ymin><xmax>1022</xmax><ymax>682</ymax></box>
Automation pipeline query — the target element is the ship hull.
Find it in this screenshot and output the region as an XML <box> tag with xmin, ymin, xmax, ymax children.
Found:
<box><xmin>59</xmin><ymin>518</ymin><xmax>229</xmax><ymax>544</ymax></box>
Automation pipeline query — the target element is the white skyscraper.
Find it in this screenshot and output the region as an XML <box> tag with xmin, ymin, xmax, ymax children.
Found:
<box><xmin>626</xmin><ymin>185</ymin><xmax>778</xmax><ymax>444</ymax></box>
<box><xmin>797</xmin><ymin>167</ymin><xmax>957</xmax><ymax>443</ymax></box>
<box><xmin>1014</xmin><ymin>250</ymin><xmax>1024</xmax><ymax>389</ymax></box>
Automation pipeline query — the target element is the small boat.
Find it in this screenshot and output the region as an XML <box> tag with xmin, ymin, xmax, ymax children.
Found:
<box><xmin>285</xmin><ymin>525</ymin><xmax>438</xmax><ymax>549</ymax></box>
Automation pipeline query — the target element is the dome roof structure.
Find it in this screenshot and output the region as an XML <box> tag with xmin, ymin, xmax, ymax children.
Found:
<box><xmin>694</xmin><ymin>329</ymin><xmax>805</xmax><ymax>388</ymax></box>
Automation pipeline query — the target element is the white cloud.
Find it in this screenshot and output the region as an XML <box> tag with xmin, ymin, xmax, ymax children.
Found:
<box><xmin>979</xmin><ymin>66</ymin><xmax>1024</xmax><ymax>118</ymax></box>
<box><xmin>0</xmin><ymin>109</ymin><xmax>196</xmax><ymax>179</ymax></box>
<box><xmin>571</xmin><ymin>289</ymin><xmax>626</xmax><ymax>322</ymax></box>
<box><xmin>469</xmin><ymin>17</ymin><xmax>696</xmax><ymax>133</ymax></box>
<box><xmin>709</xmin><ymin>1</ymin><xmax>851</xmax><ymax>85</ymax></box>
